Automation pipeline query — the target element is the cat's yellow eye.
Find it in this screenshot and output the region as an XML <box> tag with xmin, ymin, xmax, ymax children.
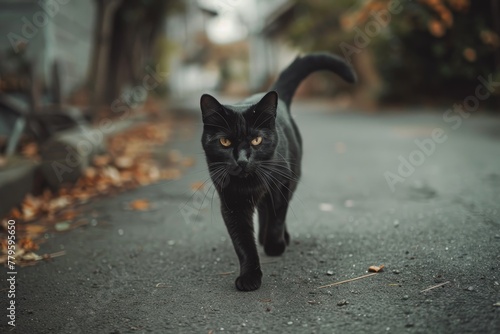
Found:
<box><xmin>251</xmin><ymin>136</ymin><xmax>263</xmax><ymax>146</ymax></box>
<box><xmin>219</xmin><ymin>137</ymin><xmax>232</xmax><ymax>147</ymax></box>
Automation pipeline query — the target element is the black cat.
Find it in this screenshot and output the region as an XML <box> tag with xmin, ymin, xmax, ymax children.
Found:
<box><xmin>200</xmin><ymin>53</ymin><xmax>356</xmax><ymax>291</ymax></box>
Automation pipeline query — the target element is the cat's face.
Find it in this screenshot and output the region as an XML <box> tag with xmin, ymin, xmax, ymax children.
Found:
<box><xmin>200</xmin><ymin>92</ymin><xmax>278</xmax><ymax>179</ymax></box>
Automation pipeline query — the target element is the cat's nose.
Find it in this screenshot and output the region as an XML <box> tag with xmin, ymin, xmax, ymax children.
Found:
<box><xmin>237</xmin><ymin>150</ymin><xmax>249</xmax><ymax>169</ymax></box>
<box><xmin>237</xmin><ymin>160</ymin><xmax>248</xmax><ymax>169</ymax></box>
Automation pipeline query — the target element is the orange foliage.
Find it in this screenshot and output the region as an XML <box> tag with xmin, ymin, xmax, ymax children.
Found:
<box><xmin>343</xmin><ymin>0</ymin><xmax>472</xmax><ymax>37</ymax></box>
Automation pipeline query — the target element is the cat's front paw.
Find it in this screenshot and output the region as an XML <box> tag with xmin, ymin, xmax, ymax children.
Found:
<box><xmin>235</xmin><ymin>269</ymin><xmax>262</xmax><ymax>291</ymax></box>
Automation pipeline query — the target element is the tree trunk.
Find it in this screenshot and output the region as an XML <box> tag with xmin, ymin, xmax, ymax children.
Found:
<box><xmin>89</xmin><ymin>0</ymin><xmax>122</xmax><ymax>116</ymax></box>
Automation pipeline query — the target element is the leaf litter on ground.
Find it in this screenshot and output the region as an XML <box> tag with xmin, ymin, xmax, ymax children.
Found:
<box><xmin>1</xmin><ymin>112</ymin><xmax>195</xmax><ymax>266</ymax></box>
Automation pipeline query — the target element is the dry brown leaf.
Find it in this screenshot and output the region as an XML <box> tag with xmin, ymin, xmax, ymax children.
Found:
<box><xmin>161</xmin><ymin>168</ymin><xmax>182</xmax><ymax>180</ymax></box>
<box><xmin>168</xmin><ymin>150</ymin><xmax>182</xmax><ymax>163</ymax></box>
<box><xmin>22</xmin><ymin>224</ymin><xmax>47</xmax><ymax>235</ymax></box>
<box><xmin>60</xmin><ymin>210</ymin><xmax>77</xmax><ymax>221</ymax></box>
<box><xmin>21</xmin><ymin>142</ymin><xmax>39</xmax><ymax>158</ymax></box>
<box><xmin>93</xmin><ymin>154</ymin><xmax>111</xmax><ymax>167</ymax></box>
<box><xmin>181</xmin><ymin>157</ymin><xmax>195</xmax><ymax>167</ymax></box>
<box><xmin>48</xmin><ymin>196</ymin><xmax>71</xmax><ymax>212</ymax></box>
<box><xmin>129</xmin><ymin>199</ymin><xmax>150</xmax><ymax>211</ymax></box>
<box><xmin>10</xmin><ymin>207</ymin><xmax>22</xmax><ymax>219</ymax></box>
<box><xmin>84</xmin><ymin>167</ymin><xmax>97</xmax><ymax>179</ymax></box>
<box><xmin>368</xmin><ymin>264</ymin><xmax>385</xmax><ymax>273</ymax></box>
<box><xmin>148</xmin><ymin>165</ymin><xmax>161</xmax><ymax>182</ymax></box>
<box><xmin>19</xmin><ymin>237</ymin><xmax>39</xmax><ymax>251</ymax></box>
<box><xmin>21</xmin><ymin>252</ymin><xmax>43</xmax><ymax>261</ymax></box>
<box><xmin>190</xmin><ymin>181</ymin><xmax>205</xmax><ymax>191</ymax></box>
<box><xmin>22</xmin><ymin>207</ymin><xmax>37</xmax><ymax>221</ymax></box>
<box><xmin>114</xmin><ymin>156</ymin><xmax>134</xmax><ymax>169</ymax></box>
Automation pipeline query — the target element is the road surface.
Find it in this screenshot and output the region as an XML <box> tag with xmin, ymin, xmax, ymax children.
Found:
<box><xmin>2</xmin><ymin>101</ymin><xmax>499</xmax><ymax>333</ymax></box>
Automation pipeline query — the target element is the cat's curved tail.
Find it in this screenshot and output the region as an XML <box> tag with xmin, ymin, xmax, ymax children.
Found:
<box><xmin>270</xmin><ymin>53</ymin><xmax>357</xmax><ymax>108</ymax></box>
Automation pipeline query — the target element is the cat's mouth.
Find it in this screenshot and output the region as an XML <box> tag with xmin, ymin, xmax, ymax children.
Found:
<box><xmin>234</xmin><ymin>169</ymin><xmax>251</xmax><ymax>178</ymax></box>
<box><xmin>230</xmin><ymin>165</ymin><xmax>253</xmax><ymax>178</ymax></box>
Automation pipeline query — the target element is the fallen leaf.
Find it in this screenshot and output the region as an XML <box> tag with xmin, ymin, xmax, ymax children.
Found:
<box><xmin>23</xmin><ymin>224</ymin><xmax>47</xmax><ymax>235</ymax></box>
<box><xmin>84</xmin><ymin>167</ymin><xmax>97</xmax><ymax>179</ymax></box>
<box><xmin>18</xmin><ymin>237</ymin><xmax>39</xmax><ymax>251</ymax></box>
<box><xmin>168</xmin><ymin>150</ymin><xmax>182</xmax><ymax>163</ymax></box>
<box><xmin>60</xmin><ymin>210</ymin><xmax>77</xmax><ymax>221</ymax></box>
<box><xmin>181</xmin><ymin>157</ymin><xmax>195</xmax><ymax>167</ymax></box>
<box><xmin>10</xmin><ymin>207</ymin><xmax>22</xmax><ymax>219</ymax></box>
<box><xmin>21</xmin><ymin>142</ymin><xmax>39</xmax><ymax>158</ymax></box>
<box><xmin>21</xmin><ymin>252</ymin><xmax>43</xmax><ymax>261</ymax></box>
<box><xmin>48</xmin><ymin>196</ymin><xmax>71</xmax><ymax>212</ymax></box>
<box><xmin>190</xmin><ymin>181</ymin><xmax>205</xmax><ymax>191</ymax></box>
<box><xmin>161</xmin><ymin>168</ymin><xmax>182</xmax><ymax>180</ymax></box>
<box><xmin>93</xmin><ymin>154</ymin><xmax>111</xmax><ymax>167</ymax></box>
<box><xmin>129</xmin><ymin>199</ymin><xmax>150</xmax><ymax>211</ymax></box>
<box><xmin>368</xmin><ymin>264</ymin><xmax>385</xmax><ymax>272</ymax></box>
<box><xmin>114</xmin><ymin>156</ymin><xmax>134</xmax><ymax>169</ymax></box>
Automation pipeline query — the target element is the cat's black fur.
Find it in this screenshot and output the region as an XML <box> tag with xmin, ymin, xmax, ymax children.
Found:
<box><xmin>200</xmin><ymin>53</ymin><xmax>356</xmax><ymax>291</ymax></box>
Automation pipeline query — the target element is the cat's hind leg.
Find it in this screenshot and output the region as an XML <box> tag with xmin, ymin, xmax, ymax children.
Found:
<box><xmin>262</xmin><ymin>190</ymin><xmax>291</xmax><ymax>256</ymax></box>
<box><xmin>257</xmin><ymin>198</ymin><xmax>269</xmax><ymax>245</ymax></box>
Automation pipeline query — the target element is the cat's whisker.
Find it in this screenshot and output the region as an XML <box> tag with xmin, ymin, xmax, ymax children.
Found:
<box><xmin>258</xmin><ymin>165</ymin><xmax>307</xmax><ymax>213</ymax></box>
<box><xmin>192</xmin><ymin>176</ymin><xmax>223</xmax><ymax>223</ymax></box>
<box><xmin>210</xmin><ymin>110</ymin><xmax>232</xmax><ymax>132</ymax></box>
<box><xmin>203</xmin><ymin>123</ymin><xmax>230</xmax><ymax>131</ymax></box>
<box><xmin>257</xmin><ymin>168</ymin><xmax>300</xmax><ymax>222</ymax></box>
<box><xmin>208</xmin><ymin>162</ymin><xmax>230</xmax><ymax>166</ymax></box>
<box><xmin>255</xmin><ymin>169</ymin><xmax>277</xmax><ymax>216</ymax></box>
<box><xmin>259</xmin><ymin>169</ymin><xmax>300</xmax><ymax>221</ymax></box>
<box><xmin>176</xmin><ymin>174</ymin><xmax>215</xmax><ymax>218</ymax></box>
<box><xmin>259</xmin><ymin>165</ymin><xmax>298</xmax><ymax>182</ymax></box>
<box><xmin>263</xmin><ymin>157</ymin><xmax>300</xmax><ymax>167</ymax></box>
<box><xmin>210</xmin><ymin>167</ymin><xmax>228</xmax><ymax>186</ymax></box>
<box><xmin>210</xmin><ymin>184</ymin><xmax>219</xmax><ymax>226</ymax></box>
<box><xmin>254</xmin><ymin>114</ymin><xmax>276</xmax><ymax>129</ymax></box>
<box><xmin>179</xmin><ymin>165</ymin><xmax>226</xmax><ymax>211</ymax></box>
<box><xmin>261</xmin><ymin>160</ymin><xmax>300</xmax><ymax>171</ymax></box>
<box><xmin>258</xmin><ymin>168</ymin><xmax>292</xmax><ymax>202</ymax></box>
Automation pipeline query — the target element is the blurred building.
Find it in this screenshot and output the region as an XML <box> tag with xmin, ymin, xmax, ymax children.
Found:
<box><xmin>0</xmin><ymin>0</ymin><xmax>96</xmax><ymax>101</ymax></box>
<box><xmin>165</xmin><ymin>0</ymin><xmax>297</xmax><ymax>97</ymax></box>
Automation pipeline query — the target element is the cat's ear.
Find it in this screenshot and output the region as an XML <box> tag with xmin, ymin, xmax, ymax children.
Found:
<box><xmin>253</xmin><ymin>91</ymin><xmax>278</xmax><ymax>127</ymax></box>
<box><xmin>200</xmin><ymin>94</ymin><xmax>224</xmax><ymax>123</ymax></box>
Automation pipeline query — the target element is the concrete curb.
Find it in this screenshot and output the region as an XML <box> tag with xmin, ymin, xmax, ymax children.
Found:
<box><xmin>0</xmin><ymin>114</ymin><xmax>148</xmax><ymax>218</ymax></box>
<box><xmin>0</xmin><ymin>157</ymin><xmax>39</xmax><ymax>218</ymax></box>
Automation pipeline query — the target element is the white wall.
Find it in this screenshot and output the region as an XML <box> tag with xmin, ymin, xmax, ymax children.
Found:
<box><xmin>0</xmin><ymin>0</ymin><xmax>96</xmax><ymax>100</ymax></box>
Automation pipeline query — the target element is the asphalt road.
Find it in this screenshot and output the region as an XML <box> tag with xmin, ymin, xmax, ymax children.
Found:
<box><xmin>2</xmin><ymin>101</ymin><xmax>500</xmax><ymax>333</ymax></box>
